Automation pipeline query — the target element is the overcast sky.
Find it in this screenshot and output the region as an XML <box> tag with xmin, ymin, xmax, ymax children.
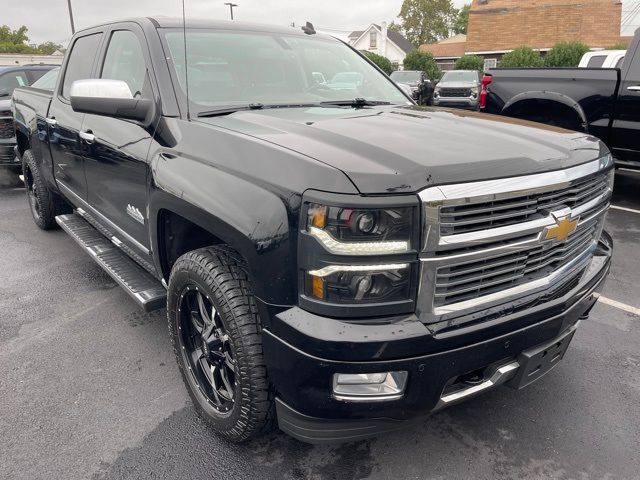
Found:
<box><xmin>4</xmin><ymin>0</ymin><xmax>639</xmax><ymax>46</ymax></box>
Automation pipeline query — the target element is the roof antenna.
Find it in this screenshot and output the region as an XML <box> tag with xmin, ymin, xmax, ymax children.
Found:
<box><xmin>182</xmin><ymin>0</ymin><xmax>191</xmax><ymax>121</ymax></box>
<box><xmin>301</xmin><ymin>21</ymin><xmax>316</xmax><ymax>35</ymax></box>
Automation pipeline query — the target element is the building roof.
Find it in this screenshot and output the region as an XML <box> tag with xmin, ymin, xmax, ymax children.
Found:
<box><xmin>419</xmin><ymin>35</ymin><xmax>467</xmax><ymax>59</ymax></box>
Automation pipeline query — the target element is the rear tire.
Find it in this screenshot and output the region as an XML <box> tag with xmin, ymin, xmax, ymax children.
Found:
<box><xmin>167</xmin><ymin>246</ymin><xmax>275</xmax><ymax>443</ymax></box>
<box><xmin>22</xmin><ymin>149</ymin><xmax>69</xmax><ymax>230</ymax></box>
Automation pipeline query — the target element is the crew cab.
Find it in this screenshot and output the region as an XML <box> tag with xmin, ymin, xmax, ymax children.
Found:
<box><xmin>12</xmin><ymin>18</ymin><xmax>613</xmax><ymax>444</ymax></box>
<box><xmin>482</xmin><ymin>28</ymin><xmax>640</xmax><ymax>170</ymax></box>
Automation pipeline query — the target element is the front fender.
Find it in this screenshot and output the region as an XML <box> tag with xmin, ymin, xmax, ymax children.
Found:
<box><xmin>149</xmin><ymin>152</ymin><xmax>299</xmax><ymax>307</ymax></box>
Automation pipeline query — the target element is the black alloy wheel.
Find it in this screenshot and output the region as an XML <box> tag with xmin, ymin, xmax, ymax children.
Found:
<box><xmin>178</xmin><ymin>286</ymin><xmax>237</xmax><ymax>413</ymax></box>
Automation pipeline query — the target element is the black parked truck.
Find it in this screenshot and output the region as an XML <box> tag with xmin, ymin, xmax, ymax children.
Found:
<box><xmin>12</xmin><ymin>18</ymin><xmax>613</xmax><ymax>444</ymax></box>
<box><xmin>481</xmin><ymin>28</ymin><xmax>640</xmax><ymax>171</ymax></box>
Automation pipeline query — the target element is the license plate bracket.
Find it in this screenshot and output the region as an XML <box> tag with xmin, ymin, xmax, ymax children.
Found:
<box><xmin>507</xmin><ymin>326</ymin><xmax>577</xmax><ymax>390</ymax></box>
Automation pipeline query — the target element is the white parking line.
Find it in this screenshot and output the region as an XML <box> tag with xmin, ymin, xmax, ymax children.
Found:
<box><xmin>618</xmin><ymin>168</ymin><xmax>640</xmax><ymax>174</ymax></box>
<box><xmin>610</xmin><ymin>205</ymin><xmax>640</xmax><ymax>215</ymax></box>
<box><xmin>598</xmin><ymin>296</ymin><xmax>640</xmax><ymax>316</ymax></box>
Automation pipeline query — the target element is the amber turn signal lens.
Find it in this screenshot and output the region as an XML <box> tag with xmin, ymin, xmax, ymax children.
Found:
<box><xmin>310</xmin><ymin>205</ymin><xmax>327</xmax><ymax>229</ymax></box>
<box><xmin>311</xmin><ymin>275</ymin><xmax>325</xmax><ymax>299</ymax></box>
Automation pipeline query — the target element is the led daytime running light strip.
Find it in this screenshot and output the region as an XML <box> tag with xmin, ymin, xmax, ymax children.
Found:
<box><xmin>308</xmin><ymin>263</ymin><xmax>409</xmax><ymax>278</ymax></box>
<box><xmin>309</xmin><ymin>227</ymin><xmax>409</xmax><ymax>255</ymax></box>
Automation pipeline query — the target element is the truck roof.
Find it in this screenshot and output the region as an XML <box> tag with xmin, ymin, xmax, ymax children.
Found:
<box><xmin>76</xmin><ymin>16</ymin><xmax>335</xmax><ymax>41</ymax></box>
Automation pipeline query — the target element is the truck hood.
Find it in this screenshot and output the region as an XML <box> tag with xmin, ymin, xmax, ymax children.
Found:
<box><xmin>200</xmin><ymin>105</ymin><xmax>605</xmax><ymax>194</ymax></box>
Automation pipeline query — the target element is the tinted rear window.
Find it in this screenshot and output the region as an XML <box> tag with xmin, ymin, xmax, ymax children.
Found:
<box><xmin>587</xmin><ymin>55</ymin><xmax>606</xmax><ymax>68</ymax></box>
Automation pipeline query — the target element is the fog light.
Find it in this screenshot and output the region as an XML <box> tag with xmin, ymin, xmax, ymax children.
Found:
<box><xmin>333</xmin><ymin>371</ymin><xmax>408</xmax><ymax>402</ymax></box>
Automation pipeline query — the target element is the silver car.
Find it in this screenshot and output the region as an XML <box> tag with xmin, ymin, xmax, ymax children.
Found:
<box><xmin>433</xmin><ymin>70</ymin><xmax>480</xmax><ymax>110</ymax></box>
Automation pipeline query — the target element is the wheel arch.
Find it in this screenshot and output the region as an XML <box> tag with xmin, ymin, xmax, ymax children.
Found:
<box><xmin>149</xmin><ymin>186</ymin><xmax>296</xmax><ymax>308</ymax></box>
<box><xmin>502</xmin><ymin>91</ymin><xmax>588</xmax><ymax>132</ymax></box>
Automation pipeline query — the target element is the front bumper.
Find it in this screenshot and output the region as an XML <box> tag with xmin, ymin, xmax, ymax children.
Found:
<box><xmin>263</xmin><ymin>232</ymin><xmax>612</xmax><ymax>444</ymax></box>
<box><xmin>433</xmin><ymin>97</ymin><xmax>479</xmax><ymax>109</ymax></box>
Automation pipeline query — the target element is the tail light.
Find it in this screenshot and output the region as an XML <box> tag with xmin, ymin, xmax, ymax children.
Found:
<box><xmin>480</xmin><ymin>74</ymin><xmax>492</xmax><ymax>109</ymax></box>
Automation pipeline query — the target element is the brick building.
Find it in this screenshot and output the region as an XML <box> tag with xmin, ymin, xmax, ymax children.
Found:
<box><xmin>421</xmin><ymin>0</ymin><xmax>628</xmax><ymax>71</ymax></box>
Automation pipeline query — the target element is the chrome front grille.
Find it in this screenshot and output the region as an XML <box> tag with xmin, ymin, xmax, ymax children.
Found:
<box><xmin>418</xmin><ymin>155</ymin><xmax>613</xmax><ymax>324</ymax></box>
<box><xmin>439</xmin><ymin>171</ymin><xmax>609</xmax><ymax>235</ymax></box>
<box><xmin>434</xmin><ymin>215</ymin><xmax>599</xmax><ymax>307</ymax></box>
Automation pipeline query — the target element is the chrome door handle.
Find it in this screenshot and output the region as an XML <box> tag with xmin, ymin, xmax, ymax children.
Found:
<box><xmin>79</xmin><ymin>130</ymin><xmax>95</xmax><ymax>144</ymax></box>
<box><xmin>45</xmin><ymin>117</ymin><xmax>57</xmax><ymax>126</ymax></box>
<box><xmin>627</xmin><ymin>85</ymin><xmax>640</xmax><ymax>92</ymax></box>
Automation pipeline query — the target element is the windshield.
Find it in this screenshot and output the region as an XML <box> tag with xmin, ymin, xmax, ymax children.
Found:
<box><xmin>31</xmin><ymin>68</ymin><xmax>60</xmax><ymax>90</ymax></box>
<box><xmin>0</xmin><ymin>70</ymin><xmax>28</xmax><ymax>96</ymax></box>
<box><xmin>440</xmin><ymin>71</ymin><xmax>478</xmax><ymax>83</ymax></box>
<box><xmin>162</xmin><ymin>29</ymin><xmax>408</xmax><ymax>112</ymax></box>
<box><xmin>390</xmin><ymin>71</ymin><xmax>422</xmax><ymax>82</ymax></box>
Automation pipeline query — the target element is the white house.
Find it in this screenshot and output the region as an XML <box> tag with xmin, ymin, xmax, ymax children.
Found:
<box><xmin>348</xmin><ymin>23</ymin><xmax>415</xmax><ymax>69</ymax></box>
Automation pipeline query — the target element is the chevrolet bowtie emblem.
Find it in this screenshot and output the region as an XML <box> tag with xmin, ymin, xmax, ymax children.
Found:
<box><xmin>545</xmin><ymin>216</ymin><xmax>579</xmax><ymax>242</ymax></box>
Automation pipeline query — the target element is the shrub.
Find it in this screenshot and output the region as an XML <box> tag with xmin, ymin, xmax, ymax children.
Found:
<box><xmin>454</xmin><ymin>55</ymin><xmax>485</xmax><ymax>73</ymax></box>
<box><xmin>544</xmin><ymin>42</ymin><xmax>591</xmax><ymax>67</ymax></box>
<box><xmin>403</xmin><ymin>49</ymin><xmax>440</xmax><ymax>80</ymax></box>
<box><xmin>500</xmin><ymin>47</ymin><xmax>544</xmax><ymax>68</ymax></box>
<box><xmin>363</xmin><ymin>51</ymin><xmax>394</xmax><ymax>75</ymax></box>
<box><xmin>607</xmin><ymin>42</ymin><xmax>629</xmax><ymax>50</ymax></box>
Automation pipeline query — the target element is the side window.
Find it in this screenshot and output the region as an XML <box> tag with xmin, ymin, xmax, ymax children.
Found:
<box><xmin>101</xmin><ymin>30</ymin><xmax>148</xmax><ymax>98</ymax></box>
<box><xmin>587</xmin><ymin>55</ymin><xmax>606</xmax><ymax>68</ymax></box>
<box><xmin>62</xmin><ymin>33</ymin><xmax>103</xmax><ymax>99</ymax></box>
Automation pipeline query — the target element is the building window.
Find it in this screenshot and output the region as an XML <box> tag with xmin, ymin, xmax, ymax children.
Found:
<box><xmin>484</xmin><ymin>58</ymin><xmax>497</xmax><ymax>71</ymax></box>
<box><xmin>370</xmin><ymin>30</ymin><xmax>377</xmax><ymax>49</ymax></box>
<box><xmin>438</xmin><ymin>61</ymin><xmax>455</xmax><ymax>72</ymax></box>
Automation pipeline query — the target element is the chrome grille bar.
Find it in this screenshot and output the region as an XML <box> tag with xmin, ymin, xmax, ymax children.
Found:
<box><xmin>417</xmin><ymin>155</ymin><xmax>613</xmax><ymax>324</ymax></box>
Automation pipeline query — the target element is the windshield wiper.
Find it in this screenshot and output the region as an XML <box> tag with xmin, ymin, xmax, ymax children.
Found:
<box><xmin>197</xmin><ymin>102</ymin><xmax>322</xmax><ymax>118</ymax></box>
<box><xmin>319</xmin><ymin>98</ymin><xmax>393</xmax><ymax>108</ymax></box>
<box><xmin>197</xmin><ymin>103</ymin><xmax>266</xmax><ymax>118</ymax></box>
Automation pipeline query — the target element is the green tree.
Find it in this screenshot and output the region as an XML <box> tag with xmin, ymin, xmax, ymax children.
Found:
<box><xmin>403</xmin><ymin>49</ymin><xmax>440</xmax><ymax>80</ymax></box>
<box><xmin>397</xmin><ymin>0</ymin><xmax>456</xmax><ymax>47</ymax></box>
<box><xmin>363</xmin><ymin>51</ymin><xmax>394</xmax><ymax>75</ymax></box>
<box><xmin>0</xmin><ymin>25</ymin><xmax>29</xmax><ymax>45</ymax></box>
<box><xmin>454</xmin><ymin>54</ymin><xmax>484</xmax><ymax>72</ymax></box>
<box><xmin>544</xmin><ymin>42</ymin><xmax>590</xmax><ymax>67</ymax></box>
<box><xmin>453</xmin><ymin>4</ymin><xmax>471</xmax><ymax>35</ymax></box>
<box><xmin>500</xmin><ymin>47</ymin><xmax>544</xmax><ymax>68</ymax></box>
<box><xmin>36</xmin><ymin>41</ymin><xmax>64</xmax><ymax>55</ymax></box>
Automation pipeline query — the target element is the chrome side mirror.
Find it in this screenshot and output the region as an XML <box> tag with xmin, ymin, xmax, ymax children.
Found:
<box><xmin>70</xmin><ymin>79</ymin><xmax>153</xmax><ymax>124</ymax></box>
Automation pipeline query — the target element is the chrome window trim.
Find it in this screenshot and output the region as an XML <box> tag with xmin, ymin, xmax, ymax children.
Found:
<box><xmin>416</xmin><ymin>155</ymin><xmax>613</xmax><ymax>324</ymax></box>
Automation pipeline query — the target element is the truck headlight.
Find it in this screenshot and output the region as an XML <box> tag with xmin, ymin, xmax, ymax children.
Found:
<box><xmin>470</xmin><ymin>86</ymin><xmax>478</xmax><ymax>97</ymax></box>
<box><xmin>434</xmin><ymin>87</ymin><xmax>440</xmax><ymax>98</ymax></box>
<box><xmin>299</xmin><ymin>194</ymin><xmax>419</xmax><ymax>318</ymax></box>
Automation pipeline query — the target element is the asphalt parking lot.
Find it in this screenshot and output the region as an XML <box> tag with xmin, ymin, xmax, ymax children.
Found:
<box><xmin>1</xmin><ymin>170</ymin><xmax>639</xmax><ymax>480</ymax></box>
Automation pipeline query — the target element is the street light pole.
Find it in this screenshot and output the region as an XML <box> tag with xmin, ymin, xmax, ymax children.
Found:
<box><xmin>224</xmin><ymin>2</ymin><xmax>238</xmax><ymax>20</ymax></box>
<box><xmin>67</xmin><ymin>0</ymin><xmax>76</xmax><ymax>34</ymax></box>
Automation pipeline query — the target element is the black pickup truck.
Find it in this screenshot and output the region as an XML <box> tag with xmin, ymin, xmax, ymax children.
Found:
<box><xmin>482</xmin><ymin>29</ymin><xmax>640</xmax><ymax>171</ymax></box>
<box><xmin>12</xmin><ymin>17</ymin><xmax>613</xmax><ymax>444</ymax></box>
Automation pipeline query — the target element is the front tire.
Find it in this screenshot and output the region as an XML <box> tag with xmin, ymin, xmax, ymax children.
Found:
<box><xmin>167</xmin><ymin>246</ymin><xmax>275</xmax><ymax>442</ymax></box>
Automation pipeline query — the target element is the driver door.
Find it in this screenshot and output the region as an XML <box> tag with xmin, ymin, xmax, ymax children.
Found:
<box><xmin>81</xmin><ymin>25</ymin><xmax>155</xmax><ymax>259</ymax></box>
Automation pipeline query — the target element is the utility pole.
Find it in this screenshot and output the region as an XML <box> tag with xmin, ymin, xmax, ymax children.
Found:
<box><xmin>224</xmin><ymin>2</ymin><xmax>238</xmax><ymax>20</ymax></box>
<box><xmin>67</xmin><ymin>0</ymin><xmax>76</xmax><ymax>34</ymax></box>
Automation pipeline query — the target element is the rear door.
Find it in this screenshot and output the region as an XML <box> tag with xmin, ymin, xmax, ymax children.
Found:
<box><xmin>81</xmin><ymin>24</ymin><xmax>156</xmax><ymax>256</ymax></box>
<box><xmin>48</xmin><ymin>31</ymin><xmax>103</xmax><ymax>201</ymax></box>
<box><xmin>611</xmin><ymin>39</ymin><xmax>640</xmax><ymax>165</ymax></box>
